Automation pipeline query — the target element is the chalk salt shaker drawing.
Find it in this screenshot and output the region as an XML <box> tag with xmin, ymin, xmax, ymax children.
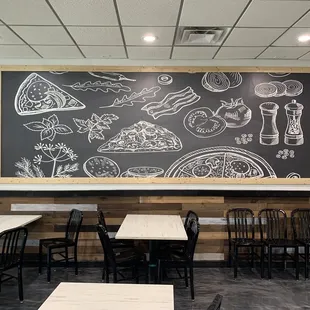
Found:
<box><xmin>284</xmin><ymin>99</ymin><xmax>304</xmax><ymax>146</ymax></box>
<box><xmin>259</xmin><ymin>102</ymin><xmax>279</xmax><ymax>145</ymax></box>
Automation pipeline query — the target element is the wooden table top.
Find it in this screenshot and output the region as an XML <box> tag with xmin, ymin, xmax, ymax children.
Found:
<box><xmin>38</xmin><ymin>282</ymin><xmax>174</xmax><ymax>310</ymax></box>
<box><xmin>115</xmin><ymin>214</ymin><xmax>187</xmax><ymax>241</ymax></box>
<box><xmin>0</xmin><ymin>215</ymin><xmax>42</xmax><ymax>233</ymax></box>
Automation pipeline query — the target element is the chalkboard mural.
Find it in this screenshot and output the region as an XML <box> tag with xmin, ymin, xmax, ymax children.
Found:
<box><xmin>1</xmin><ymin>71</ymin><xmax>308</xmax><ymax>179</ymax></box>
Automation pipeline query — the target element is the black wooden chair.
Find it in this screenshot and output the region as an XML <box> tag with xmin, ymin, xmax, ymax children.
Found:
<box><xmin>39</xmin><ymin>209</ymin><xmax>83</xmax><ymax>282</ymax></box>
<box><xmin>96</xmin><ymin>224</ymin><xmax>147</xmax><ymax>283</ymax></box>
<box><xmin>291</xmin><ymin>208</ymin><xmax>310</xmax><ymax>278</ymax></box>
<box><xmin>207</xmin><ymin>294</ymin><xmax>223</xmax><ymax>310</ymax></box>
<box><xmin>226</xmin><ymin>208</ymin><xmax>264</xmax><ymax>278</ymax></box>
<box><xmin>258</xmin><ymin>208</ymin><xmax>299</xmax><ymax>280</ymax></box>
<box><xmin>0</xmin><ymin>227</ymin><xmax>28</xmax><ymax>302</ymax></box>
<box><xmin>157</xmin><ymin>217</ymin><xmax>200</xmax><ymax>300</ymax></box>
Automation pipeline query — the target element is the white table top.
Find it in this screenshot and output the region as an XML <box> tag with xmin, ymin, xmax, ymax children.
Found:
<box><xmin>115</xmin><ymin>214</ymin><xmax>187</xmax><ymax>241</ymax></box>
<box><xmin>0</xmin><ymin>215</ymin><xmax>42</xmax><ymax>233</ymax></box>
<box><xmin>39</xmin><ymin>282</ymin><xmax>174</xmax><ymax>310</ymax></box>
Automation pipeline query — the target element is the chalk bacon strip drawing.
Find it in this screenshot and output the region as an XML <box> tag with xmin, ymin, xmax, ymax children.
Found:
<box><xmin>88</xmin><ymin>72</ymin><xmax>136</xmax><ymax>82</ymax></box>
<box><xmin>276</xmin><ymin>149</ymin><xmax>295</xmax><ymax>160</ymax></box>
<box><xmin>142</xmin><ymin>86</ymin><xmax>200</xmax><ymax>119</ymax></box>
<box><xmin>97</xmin><ymin>120</ymin><xmax>182</xmax><ymax>153</ymax></box>
<box><xmin>15</xmin><ymin>143</ymin><xmax>79</xmax><ymax>178</ymax></box>
<box><xmin>269</xmin><ymin>81</ymin><xmax>287</xmax><ymax>97</ymax></box>
<box><xmin>268</xmin><ymin>72</ymin><xmax>291</xmax><ymax>78</ymax></box>
<box><xmin>121</xmin><ymin>167</ymin><xmax>164</xmax><ymax>178</ymax></box>
<box><xmin>201</xmin><ymin>72</ymin><xmax>230</xmax><ymax>92</ymax></box>
<box><xmin>24</xmin><ymin>114</ymin><xmax>73</xmax><ymax>141</ymax></box>
<box><xmin>259</xmin><ymin>102</ymin><xmax>279</xmax><ymax>146</ymax></box>
<box><xmin>100</xmin><ymin>86</ymin><xmax>161</xmax><ymax>108</ymax></box>
<box><xmin>283</xmin><ymin>80</ymin><xmax>303</xmax><ymax>97</ymax></box>
<box><xmin>83</xmin><ymin>156</ymin><xmax>120</xmax><ymax>177</ymax></box>
<box><xmin>286</xmin><ymin>172</ymin><xmax>300</xmax><ymax>178</ymax></box>
<box><xmin>73</xmin><ymin>113</ymin><xmax>119</xmax><ymax>143</ymax></box>
<box><xmin>225</xmin><ymin>72</ymin><xmax>242</xmax><ymax>88</ymax></box>
<box><xmin>15</xmin><ymin>73</ymin><xmax>85</xmax><ymax>116</ymax></box>
<box><xmin>49</xmin><ymin>71</ymin><xmax>68</xmax><ymax>75</ymax></box>
<box><xmin>183</xmin><ymin>107</ymin><xmax>226</xmax><ymax>138</ymax></box>
<box><xmin>255</xmin><ymin>83</ymin><xmax>277</xmax><ymax>98</ymax></box>
<box><xmin>165</xmin><ymin>146</ymin><xmax>276</xmax><ymax>179</ymax></box>
<box><xmin>63</xmin><ymin>81</ymin><xmax>131</xmax><ymax>93</ymax></box>
<box><xmin>158</xmin><ymin>74</ymin><xmax>173</xmax><ymax>85</ymax></box>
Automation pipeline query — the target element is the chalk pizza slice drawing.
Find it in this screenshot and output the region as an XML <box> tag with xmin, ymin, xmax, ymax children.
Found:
<box><xmin>15</xmin><ymin>73</ymin><xmax>85</xmax><ymax>116</ymax></box>
<box><xmin>165</xmin><ymin>146</ymin><xmax>276</xmax><ymax>178</ymax></box>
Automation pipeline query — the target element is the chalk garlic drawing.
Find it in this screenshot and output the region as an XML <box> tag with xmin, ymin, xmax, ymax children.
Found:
<box><xmin>235</xmin><ymin>134</ymin><xmax>253</xmax><ymax>145</ymax></box>
<box><xmin>276</xmin><ymin>149</ymin><xmax>295</xmax><ymax>160</ymax></box>
<box><xmin>100</xmin><ymin>86</ymin><xmax>161</xmax><ymax>108</ymax></box>
<box><xmin>201</xmin><ymin>72</ymin><xmax>242</xmax><ymax>92</ymax></box>
<box><xmin>88</xmin><ymin>72</ymin><xmax>136</xmax><ymax>82</ymax></box>
<box><xmin>15</xmin><ymin>143</ymin><xmax>79</xmax><ymax>178</ymax></box>
<box><xmin>73</xmin><ymin>113</ymin><xmax>119</xmax><ymax>143</ymax></box>
<box><xmin>23</xmin><ymin>114</ymin><xmax>73</xmax><ymax>141</ymax></box>
<box><xmin>157</xmin><ymin>74</ymin><xmax>173</xmax><ymax>85</ymax></box>
<box><xmin>63</xmin><ymin>81</ymin><xmax>131</xmax><ymax>93</ymax></box>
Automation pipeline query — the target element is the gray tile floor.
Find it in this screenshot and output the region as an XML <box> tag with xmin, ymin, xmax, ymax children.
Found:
<box><xmin>1</xmin><ymin>267</ymin><xmax>310</xmax><ymax>309</ymax></box>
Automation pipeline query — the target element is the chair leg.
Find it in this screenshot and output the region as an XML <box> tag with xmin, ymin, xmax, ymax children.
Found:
<box><xmin>133</xmin><ymin>265</ymin><xmax>139</xmax><ymax>284</ymax></box>
<box><xmin>251</xmin><ymin>246</ymin><xmax>255</xmax><ymax>269</ymax></box>
<box><xmin>17</xmin><ymin>265</ymin><xmax>24</xmax><ymax>303</ymax></box>
<box><xmin>184</xmin><ymin>267</ymin><xmax>188</xmax><ymax>287</ymax></box>
<box><xmin>65</xmin><ymin>247</ymin><xmax>69</xmax><ymax>269</ymax></box>
<box><xmin>268</xmin><ymin>246</ymin><xmax>272</xmax><ymax>280</ymax></box>
<box><xmin>234</xmin><ymin>245</ymin><xmax>238</xmax><ymax>279</ymax></box>
<box><xmin>113</xmin><ymin>269</ymin><xmax>117</xmax><ymax>283</ymax></box>
<box><xmin>305</xmin><ymin>245</ymin><xmax>309</xmax><ymax>279</ymax></box>
<box><xmin>38</xmin><ymin>242</ymin><xmax>43</xmax><ymax>274</ymax></box>
<box><xmin>105</xmin><ymin>265</ymin><xmax>109</xmax><ymax>283</ymax></box>
<box><xmin>283</xmin><ymin>246</ymin><xmax>287</xmax><ymax>270</ymax></box>
<box><xmin>295</xmin><ymin>246</ymin><xmax>299</xmax><ymax>280</ymax></box>
<box><xmin>157</xmin><ymin>260</ymin><xmax>162</xmax><ymax>284</ymax></box>
<box><xmin>228</xmin><ymin>242</ymin><xmax>232</xmax><ymax>267</ymax></box>
<box><xmin>74</xmin><ymin>246</ymin><xmax>78</xmax><ymax>276</ymax></box>
<box><xmin>189</xmin><ymin>263</ymin><xmax>194</xmax><ymax>301</ymax></box>
<box><xmin>260</xmin><ymin>246</ymin><xmax>264</xmax><ymax>279</ymax></box>
<box><xmin>47</xmin><ymin>248</ymin><xmax>51</xmax><ymax>283</ymax></box>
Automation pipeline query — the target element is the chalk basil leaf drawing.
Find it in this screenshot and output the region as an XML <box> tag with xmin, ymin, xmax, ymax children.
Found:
<box><xmin>63</xmin><ymin>81</ymin><xmax>131</xmax><ymax>93</ymax></box>
<box><xmin>73</xmin><ymin>113</ymin><xmax>119</xmax><ymax>143</ymax></box>
<box><xmin>24</xmin><ymin>114</ymin><xmax>73</xmax><ymax>141</ymax></box>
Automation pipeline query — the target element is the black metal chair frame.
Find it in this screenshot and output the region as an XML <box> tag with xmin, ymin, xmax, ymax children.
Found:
<box><xmin>0</xmin><ymin>227</ymin><xmax>28</xmax><ymax>302</ymax></box>
<box><xmin>258</xmin><ymin>208</ymin><xmax>299</xmax><ymax>280</ymax></box>
<box><xmin>207</xmin><ymin>294</ymin><xmax>223</xmax><ymax>310</ymax></box>
<box><xmin>38</xmin><ymin>209</ymin><xmax>83</xmax><ymax>282</ymax></box>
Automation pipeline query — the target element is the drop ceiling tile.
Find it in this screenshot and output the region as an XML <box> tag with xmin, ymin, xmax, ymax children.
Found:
<box><xmin>0</xmin><ymin>0</ymin><xmax>60</xmax><ymax>25</ymax></box>
<box><xmin>237</xmin><ymin>1</ymin><xmax>310</xmax><ymax>27</ymax></box>
<box><xmin>80</xmin><ymin>46</ymin><xmax>127</xmax><ymax>58</ymax></box>
<box><xmin>32</xmin><ymin>45</ymin><xmax>83</xmax><ymax>58</ymax></box>
<box><xmin>299</xmin><ymin>51</ymin><xmax>310</xmax><ymax>60</ymax></box>
<box><xmin>11</xmin><ymin>26</ymin><xmax>74</xmax><ymax>45</ymax></box>
<box><xmin>0</xmin><ymin>45</ymin><xmax>39</xmax><ymax>58</ymax></box>
<box><xmin>258</xmin><ymin>46</ymin><xmax>310</xmax><ymax>59</ymax></box>
<box><xmin>180</xmin><ymin>0</ymin><xmax>249</xmax><ymax>26</ymax></box>
<box><xmin>123</xmin><ymin>27</ymin><xmax>175</xmax><ymax>46</ymax></box>
<box><xmin>294</xmin><ymin>11</ymin><xmax>310</xmax><ymax>27</ymax></box>
<box><xmin>172</xmin><ymin>47</ymin><xmax>218</xmax><ymax>59</ymax></box>
<box><xmin>273</xmin><ymin>28</ymin><xmax>310</xmax><ymax>46</ymax></box>
<box><xmin>0</xmin><ymin>26</ymin><xmax>23</xmax><ymax>44</ymax></box>
<box><xmin>116</xmin><ymin>0</ymin><xmax>181</xmax><ymax>26</ymax></box>
<box><xmin>127</xmin><ymin>46</ymin><xmax>171</xmax><ymax>59</ymax></box>
<box><xmin>68</xmin><ymin>27</ymin><xmax>123</xmax><ymax>45</ymax></box>
<box><xmin>215</xmin><ymin>47</ymin><xmax>265</xmax><ymax>59</ymax></box>
<box><xmin>49</xmin><ymin>0</ymin><xmax>118</xmax><ymax>26</ymax></box>
<box><xmin>224</xmin><ymin>28</ymin><xmax>286</xmax><ymax>46</ymax></box>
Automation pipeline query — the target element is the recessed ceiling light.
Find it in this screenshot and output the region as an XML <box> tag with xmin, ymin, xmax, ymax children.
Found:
<box><xmin>143</xmin><ymin>34</ymin><xmax>157</xmax><ymax>43</ymax></box>
<box><xmin>298</xmin><ymin>34</ymin><xmax>310</xmax><ymax>43</ymax></box>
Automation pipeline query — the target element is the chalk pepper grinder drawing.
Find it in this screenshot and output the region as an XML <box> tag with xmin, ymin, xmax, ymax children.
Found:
<box><xmin>284</xmin><ymin>99</ymin><xmax>304</xmax><ymax>145</ymax></box>
<box><xmin>259</xmin><ymin>102</ymin><xmax>279</xmax><ymax>145</ymax></box>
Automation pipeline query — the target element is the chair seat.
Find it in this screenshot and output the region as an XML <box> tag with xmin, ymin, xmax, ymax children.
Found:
<box><xmin>264</xmin><ymin>239</ymin><xmax>298</xmax><ymax>247</ymax></box>
<box><xmin>296</xmin><ymin>239</ymin><xmax>310</xmax><ymax>245</ymax></box>
<box><xmin>231</xmin><ymin>239</ymin><xmax>263</xmax><ymax>246</ymax></box>
<box><xmin>40</xmin><ymin>238</ymin><xmax>75</xmax><ymax>248</ymax></box>
<box><xmin>158</xmin><ymin>248</ymin><xmax>190</xmax><ymax>264</ymax></box>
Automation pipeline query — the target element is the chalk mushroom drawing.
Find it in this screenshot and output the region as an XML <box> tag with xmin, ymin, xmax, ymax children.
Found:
<box><xmin>142</xmin><ymin>86</ymin><xmax>200</xmax><ymax>119</ymax></box>
<box><xmin>259</xmin><ymin>102</ymin><xmax>279</xmax><ymax>146</ymax></box>
<box><xmin>97</xmin><ymin>121</ymin><xmax>182</xmax><ymax>153</ymax></box>
<box><xmin>165</xmin><ymin>146</ymin><xmax>276</xmax><ymax>178</ymax></box>
<box><xmin>83</xmin><ymin>156</ymin><xmax>120</xmax><ymax>177</ymax></box>
<box><xmin>121</xmin><ymin>167</ymin><xmax>164</xmax><ymax>178</ymax></box>
<box><xmin>276</xmin><ymin>149</ymin><xmax>295</xmax><ymax>160</ymax></box>
<box><xmin>235</xmin><ymin>134</ymin><xmax>253</xmax><ymax>145</ymax></box>
<box><xmin>24</xmin><ymin>114</ymin><xmax>73</xmax><ymax>141</ymax></box>
<box><xmin>201</xmin><ymin>72</ymin><xmax>242</xmax><ymax>92</ymax></box>
<box><xmin>88</xmin><ymin>72</ymin><xmax>136</xmax><ymax>82</ymax></box>
<box><xmin>15</xmin><ymin>143</ymin><xmax>79</xmax><ymax>178</ymax></box>
<box><xmin>157</xmin><ymin>74</ymin><xmax>173</xmax><ymax>85</ymax></box>
<box><xmin>63</xmin><ymin>81</ymin><xmax>131</xmax><ymax>93</ymax></box>
<box><xmin>15</xmin><ymin>73</ymin><xmax>85</xmax><ymax>116</ymax></box>
<box><xmin>255</xmin><ymin>80</ymin><xmax>303</xmax><ymax>98</ymax></box>
<box><xmin>100</xmin><ymin>86</ymin><xmax>161</xmax><ymax>108</ymax></box>
<box><xmin>73</xmin><ymin>113</ymin><xmax>119</xmax><ymax>143</ymax></box>
<box><xmin>286</xmin><ymin>172</ymin><xmax>300</xmax><ymax>178</ymax></box>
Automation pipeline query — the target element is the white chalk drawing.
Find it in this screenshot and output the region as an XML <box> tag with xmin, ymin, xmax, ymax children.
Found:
<box><xmin>49</xmin><ymin>71</ymin><xmax>68</xmax><ymax>75</ymax></box>
<box><xmin>255</xmin><ymin>80</ymin><xmax>303</xmax><ymax>98</ymax></box>
<box><xmin>73</xmin><ymin>113</ymin><xmax>119</xmax><ymax>143</ymax></box>
<box><xmin>269</xmin><ymin>81</ymin><xmax>287</xmax><ymax>97</ymax></box>
<box><xmin>286</xmin><ymin>172</ymin><xmax>300</xmax><ymax>178</ymax></box>
<box><xmin>284</xmin><ymin>99</ymin><xmax>304</xmax><ymax>146</ymax></box>
<box><xmin>15</xmin><ymin>73</ymin><xmax>85</xmax><ymax>116</ymax></box>
<box><xmin>100</xmin><ymin>86</ymin><xmax>161</xmax><ymax>108</ymax></box>
<box><xmin>142</xmin><ymin>86</ymin><xmax>200</xmax><ymax>119</ymax></box>
<box><xmin>165</xmin><ymin>146</ymin><xmax>276</xmax><ymax>178</ymax></box>
<box><xmin>183</xmin><ymin>107</ymin><xmax>226</xmax><ymax>138</ymax></box>
<box><xmin>283</xmin><ymin>80</ymin><xmax>303</xmax><ymax>97</ymax></box>
<box><xmin>259</xmin><ymin>102</ymin><xmax>279</xmax><ymax>146</ymax></box>
<box><xmin>158</xmin><ymin>74</ymin><xmax>173</xmax><ymax>85</ymax></box>
<box><xmin>15</xmin><ymin>143</ymin><xmax>79</xmax><ymax>178</ymax></box>
<box><xmin>225</xmin><ymin>72</ymin><xmax>242</xmax><ymax>88</ymax></box>
<box><xmin>276</xmin><ymin>149</ymin><xmax>295</xmax><ymax>160</ymax></box>
<box><xmin>235</xmin><ymin>134</ymin><xmax>253</xmax><ymax>145</ymax></box>
<box><xmin>88</xmin><ymin>72</ymin><xmax>136</xmax><ymax>82</ymax></box>
<box><xmin>215</xmin><ymin>98</ymin><xmax>252</xmax><ymax>128</ymax></box>
<box><xmin>23</xmin><ymin>114</ymin><xmax>73</xmax><ymax>141</ymax></box>
<box><xmin>121</xmin><ymin>167</ymin><xmax>164</xmax><ymax>178</ymax></box>
<box><xmin>63</xmin><ymin>81</ymin><xmax>131</xmax><ymax>93</ymax></box>
<box><xmin>201</xmin><ymin>72</ymin><xmax>242</xmax><ymax>92</ymax></box>
<box><xmin>255</xmin><ymin>83</ymin><xmax>277</xmax><ymax>98</ymax></box>
<box><xmin>97</xmin><ymin>121</ymin><xmax>182</xmax><ymax>153</ymax></box>
<box><xmin>83</xmin><ymin>156</ymin><xmax>120</xmax><ymax>177</ymax></box>
<box><xmin>268</xmin><ymin>73</ymin><xmax>291</xmax><ymax>78</ymax></box>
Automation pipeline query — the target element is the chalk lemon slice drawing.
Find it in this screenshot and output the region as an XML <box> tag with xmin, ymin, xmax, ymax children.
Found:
<box><xmin>15</xmin><ymin>73</ymin><xmax>85</xmax><ymax>116</ymax></box>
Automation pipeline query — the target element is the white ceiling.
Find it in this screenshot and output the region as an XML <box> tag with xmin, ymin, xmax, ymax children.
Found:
<box><xmin>1</xmin><ymin>0</ymin><xmax>310</xmax><ymax>64</ymax></box>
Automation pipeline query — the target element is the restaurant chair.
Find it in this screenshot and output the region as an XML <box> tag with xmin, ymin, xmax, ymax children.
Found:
<box><xmin>96</xmin><ymin>224</ymin><xmax>147</xmax><ymax>283</ymax></box>
<box><xmin>207</xmin><ymin>294</ymin><xmax>223</xmax><ymax>310</ymax></box>
<box><xmin>0</xmin><ymin>227</ymin><xmax>28</xmax><ymax>303</ymax></box>
<box><xmin>38</xmin><ymin>209</ymin><xmax>83</xmax><ymax>283</ymax></box>
<box><xmin>157</xmin><ymin>217</ymin><xmax>200</xmax><ymax>301</ymax></box>
<box><xmin>291</xmin><ymin>208</ymin><xmax>310</xmax><ymax>278</ymax></box>
<box><xmin>258</xmin><ymin>208</ymin><xmax>299</xmax><ymax>280</ymax></box>
<box><xmin>226</xmin><ymin>208</ymin><xmax>264</xmax><ymax>278</ymax></box>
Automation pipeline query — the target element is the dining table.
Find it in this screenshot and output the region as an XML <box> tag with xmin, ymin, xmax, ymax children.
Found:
<box><xmin>0</xmin><ymin>215</ymin><xmax>42</xmax><ymax>233</ymax></box>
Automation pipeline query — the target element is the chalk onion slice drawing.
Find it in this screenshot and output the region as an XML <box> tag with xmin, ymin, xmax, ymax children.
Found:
<box><xmin>254</xmin><ymin>83</ymin><xmax>277</xmax><ymax>98</ymax></box>
<box><xmin>201</xmin><ymin>72</ymin><xmax>230</xmax><ymax>92</ymax></box>
<box><xmin>283</xmin><ymin>80</ymin><xmax>303</xmax><ymax>97</ymax></box>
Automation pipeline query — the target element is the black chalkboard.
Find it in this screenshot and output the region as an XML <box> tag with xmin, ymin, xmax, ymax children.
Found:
<box><xmin>1</xmin><ymin>71</ymin><xmax>309</xmax><ymax>179</ymax></box>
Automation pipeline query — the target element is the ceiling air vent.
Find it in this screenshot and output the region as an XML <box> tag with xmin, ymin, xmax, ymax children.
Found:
<box><xmin>176</xmin><ymin>27</ymin><xmax>230</xmax><ymax>46</ymax></box>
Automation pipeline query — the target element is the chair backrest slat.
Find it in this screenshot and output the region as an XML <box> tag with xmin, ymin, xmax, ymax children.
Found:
<box><xmin>184</xmin><ymin>210</ymin><xmax>198</xmax><ymax>230</ymax></box>
<box><xmin>185</xmin><ymin>218</ymin><xmax>200</xmax><ymax>260</ymax></box>
<box><xmin>97</xmin><ymin>210</ymin><xmax>108</xmax><ymax>230</ymax></box>
<box><xmin>65</xmin><ymin>209</ymin><xmax>83</xmax><ymax>242</ymax></box>
<box><xmin>207</xmin><ymin>294</ymin><xmax>223</xmax><ymax>310</ymax></box>
<box><xmin>96</xmin><ymin>224</ymin><xmax>116</xmax><ymax>266</ymax></box>
<box><xmin>291</xmin><ymin>208</ymin><xmax>310</xmax><ymax>241</ymax></box>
